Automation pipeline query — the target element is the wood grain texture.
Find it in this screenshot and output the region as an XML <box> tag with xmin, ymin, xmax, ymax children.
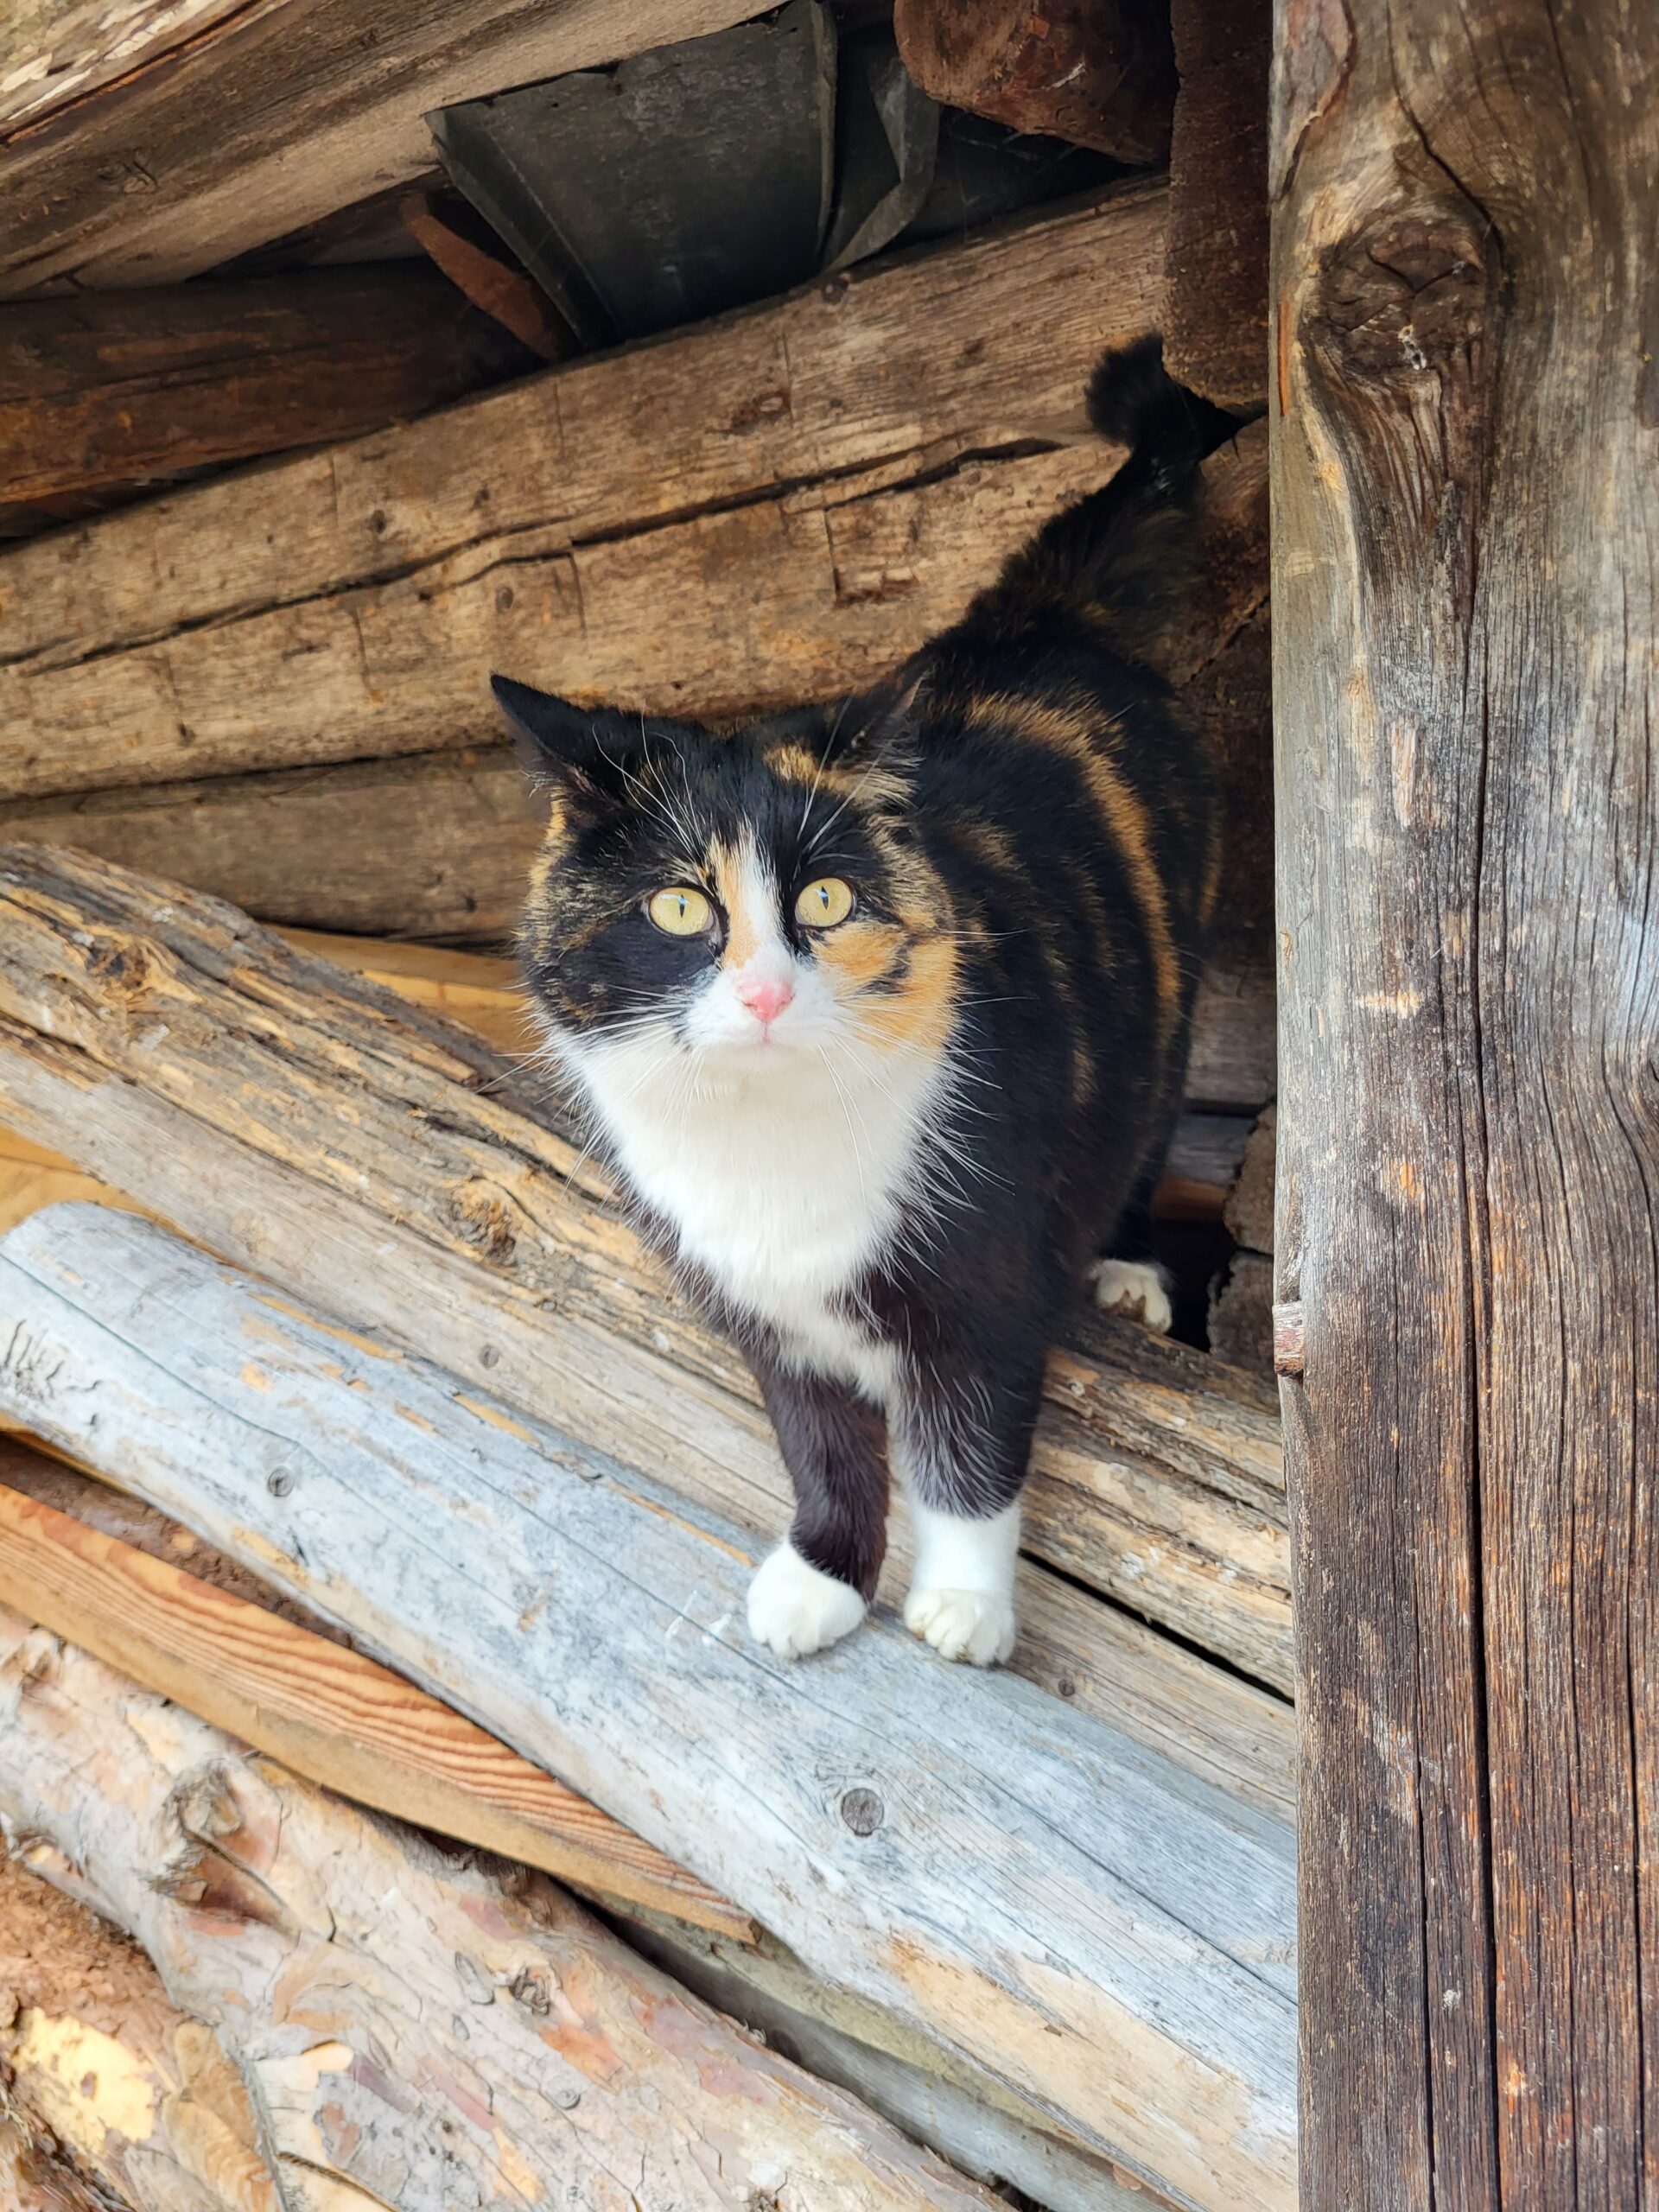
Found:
<box><xmin>0</xmin><ymin>1853</ymin><xmax>276</xmax><ymax>2212</ymax></box>
<box><xmin>0</xmin><ymin>0</ymin><xmax>766</xmax><ymax>296</ymax></box>
<box><xmin>0</xmin><ymin>844</ymin><xmax>1295</xmax><ymax>1695</ymax></box>
<box><xmin>0</xmin><ymin>1611</ymin><xmax>1007</xmax><ymax>2212</ymax></box>
<box><xmin>1163</xmin><ymin>0</ymin><xmax>1269</xmax><ymax>410</ymax></box>
<box><xmin>0</xmin><ymin>1478</ymin><xmax>753</xmax><ymax>1939</ymax></box>
<box><xmin>1271</xmin><ymin>0</ymin><xmax>1659</xmax><ymax>2202</ymax></box>
<box><xmin>0</xmin><ymin>188</ymin><xmax>1174</xmax><ymax>795</ymax></box>
<box><xmin>0</xmin><ymin>1204</ymin><xmax>1299</xmax><ymax>2209</ymax></box>
<box><xmin>0</xmin><ymin>1</ymin><xmax>248</xmax><ymax>132</ymax></box>
<box><xmin>0</xmin><ymin>266</ymin><xmax>526</xmax><ymax>507</ymax></box>
<box><xmin>893</xmin><ymin>0</ymin><xmax>1174</xmax><ymax>164</ymax></box>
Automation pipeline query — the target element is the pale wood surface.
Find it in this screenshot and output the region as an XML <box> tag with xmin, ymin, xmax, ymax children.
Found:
<box><xmin>0</xmin><ymin>1852</ymin><xmax>276</xmax><ymax>2212</ymax></box>
<box><xmin>0</xmin><ymin>845</ymin><xmax>1294</xmax><ymax>1695</ymax></box>
<box><xmin>1272</xmin><ymin>0</ymin><xmax>1659</xmax><ymax>2201</ymax></box>
<box><xmin>0</xmin><ymin>2</ymin><xmax>248</xmax><ymax>131</ymax></box>
<box><xmin>0</xmin><ymin>1203</ymin><xmax>1298</xmax><ymax>2210</ymax></box>
<box><xmin>0</xmin><ymin>0</ymin><xmax>766</xmax><ymax>296</ymax></box>
<box><xmin>0</xmin><ymin>1477</ymin><xmax>753</xmax><ymax>1939</ymax></box>
<box><xmin>0</xmin><ymin>1607</ymin><xmax>1007</xmax><ymax>2212</ymax></box>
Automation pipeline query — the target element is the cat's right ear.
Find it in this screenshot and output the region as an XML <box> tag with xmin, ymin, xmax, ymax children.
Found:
<box><xmin>491</xmin><ymin>675</ymin><xmax>639</xmax><ymax>789</ymax></box>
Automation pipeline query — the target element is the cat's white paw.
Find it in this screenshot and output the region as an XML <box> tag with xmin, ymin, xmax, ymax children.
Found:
<box><xmin>904</xmin><ymin>1585</ymin><xmax>1017</xmax><ymax>1666</ymax></box>
<box><xmin>747</xmin><ymin>1543</ymin><xmax>866</xmax><ymax>1660</ymax></box>
<box><xmin>1090</xmin><ymin>1257</ymin><xmax>1173</xmax><ymax>1335</ymax></box>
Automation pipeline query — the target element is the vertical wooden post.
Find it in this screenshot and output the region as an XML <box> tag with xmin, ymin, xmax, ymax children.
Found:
<box><xmin>1271</xmin><ymin>4</ymin><xmax>1658</xmax><ymax>2207</ymax></box>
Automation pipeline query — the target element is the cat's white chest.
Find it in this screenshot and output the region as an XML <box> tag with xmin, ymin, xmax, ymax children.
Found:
<box><xmin>560</xmin><ymin>1031</ymin><xmax>935</xmax><ymax>1398</ymax></box>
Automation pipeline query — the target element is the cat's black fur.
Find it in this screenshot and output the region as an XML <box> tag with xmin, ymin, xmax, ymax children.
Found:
<box><xmin>499</xmin><ymin>338</ymin><xmax>1236</xmax><ymax>1658</ymax></box>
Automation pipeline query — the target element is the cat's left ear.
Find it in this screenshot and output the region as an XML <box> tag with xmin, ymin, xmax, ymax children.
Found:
<box><xmin>822</xmin><ymin>670</ymin><xmax>926</xmax><ymax>779</ymax></box>
<box><xmin>491</xmin><ymin>675</ymin><xmax>645</xmax><ymax>788</ymax></box>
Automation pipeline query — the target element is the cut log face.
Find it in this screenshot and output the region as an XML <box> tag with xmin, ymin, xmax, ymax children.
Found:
<box><xmin>0</xmin><ymin>1205</ymin><xmax>1298</xmax><ymax>2210</ymax></box>
<box><xmin>0</xmin><ymin>1610</ymin><xmax>1007</xmax><ymax>2212</ymax></box>
<box><xmin>0</xmin><ymin>843</ymin><xmax>1294</xmax><ymax>1694</ymax></box>
<box><xmin>1163</xmin><ymin>0</ymin><xmax>1270</xmax><ymax>410</ymax></box>
<box><xmin>0</xmin><ymin>1853</ymin><xmax>276</xmax><ymax>2212</ymax></box>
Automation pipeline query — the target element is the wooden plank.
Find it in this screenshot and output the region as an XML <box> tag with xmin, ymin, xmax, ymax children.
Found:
<box><xmin>400</xmin><ymin>188</ymin><xmax>576</xmax><ymax>361</ymax></box>
<box><xmin>0</xmin><ymin>843</ymin><xmax>1295</xmax><ymax>1694</ymax></box>
<box><xmin>0</xmin><ymin>266</ymin><xmax>526</xmax><ymax>508</ymax></box>
<box><xmin>1163</xmin><ymin>0</ymin><xmax>1269</xmax><ymax>411</ymax></box>
<box><xmin>1272</xmin><ymin>0</ymin><xmax>1659</xmax><ymax>2203</ymax></box>
<box><xmin>0</xmin><ymin>1609</ymin><xmax>1005</xmax><ymax>2212</ymax></box>
<box><xmin>0</xmin><ymin>1474</ymin><xmax>754</xmax><ymax>1940</ymax></box>
<box><xmin>0</xmin><ymin>0</ymin><xmax>768</xmax><ymax>297</ymax></box>
<box><xmin>892</xmin><ymin>0</ymin><xmax>1174</xmax><ymax>165</ymax></box>
<box><xmin>0</xmin><ymin>1203</ymin><xmax>1299</xmax><ymax>2209</ymax></box>
<box><xmin>0</xmin><ymin>1851</ymin><xmax>276</xmax><ymax>2212</ymax></box>
<box><xmin>0</xmin><ymin>187</ymin><xmax>1176</xmax><ymax>795</ymax></box>
<box><xmin>0</xmin><ymin>3</ymin><xmax>248</xmax><ymax>134</ymax></box>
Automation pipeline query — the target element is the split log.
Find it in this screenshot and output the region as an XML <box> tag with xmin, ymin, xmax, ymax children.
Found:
<box><xmin>892</xmin><ymin>0</ymin><xmax>1174</xmax><ymax>165</ymax></box>
<box><xmin>1273</xmin><ymin>0</ymin><xmax>1659</xmax><ymax>2201</ymax></box>
<box><xmin>1205</xmin><ymin>1252</ymin><xmax>1273</xmax><ymax>1376</ymax></box>
<box><xmin>0</xmin><ymin>844</ymin><xmax>1295</xmax><ymax>1694</ymax></box>
<box><xmin>1223</xmin><ymin>1101</ymin><xmax>1276</xmax><ymax>1255</ymax></box>
<box><xmin>0</xmin><ymin>1</ymin><xmax>767</xmax><ymax>296</ymax></box>
<box><xmin>0</xmin><ymin>266</ymin><xmax>528</xmax><ymax>515</ymax></box>
<box><xmin>1163</xmin><ymin>0</ymin><xmax>1270</xmax><ymax>411</ymax></box>
<box><xmin>0</xmin><ymin>1469</ymin><xmax>753</xmax><ymax>1939</ymax></box>
<box><xmin>0</xmin><ymin>1611</ymin><xmax>1007</xmax><ymax>2212</ymax></box>
<box><xmin>0</xmin><ymin>1205</ymin><xmax>1298</xmax><ymax>2211</ymax></box>
<box><xmin>0</xmin><ymin>1852</ymin><xmax>275</xmax><ymax>2212</ymax></box>
<box><xmin>0</xmin><ymin>187</ymin><xmax>1175</xmax><ymax>798</ymax></box>
<box><xmin>401</xmin><ymin>189</ymin><xmax>577</xmax><ymax>362</ymax></box>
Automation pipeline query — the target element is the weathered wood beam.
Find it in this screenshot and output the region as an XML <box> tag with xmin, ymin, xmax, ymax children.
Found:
<box><xmin>0</xmin><ymin>1204</ymin><xmax>1298</xmax><ymax>2209</ymax></box>
<box><xmin>1162</xmin><ymin>0</ymin><xmax>1269</xmax><ymax>411</ymax></box>
<box><xmin>0</xmin><ymin>1469</ymin><xmax>753</xmax><ymax>1939</ymax></box>
<box><xmin>0</xmin><ymin>3</ymin><xmax>247</xmax><ymax>135</ymax></box>
<box><xmin>0</xmin><ymin>845</ymin><xmax>1294</xmax><ymax>1694</ymax></box>
<box><xmin>0</xmin><ymin>1608</ymin><xmax>1007</xmax><ymax>2212</ymax></box>
<box><xmin>0</xmin><ymin>1</ymin><xmax>767</xmax><ymax>296</ymax></box>
<box><xmin>892</xmin><ymin>0</ymin><xmax>1174</xmax><ymax>165</ymax></box>
<box><xmin>1272</xmin><ymin>0</ymin><xmax>1659</xmax><ymax>2203</ymax></box>
<box><xmin>0</xmin><ymin>187</ymin><xmax>1177</xmax><ymax>799</ymax></box>
<box><xmin>0</xmin><ymin>1851</ymin><xmax>276</xmax><ymax>2212</ymax></box>
<box><xmin>0</xmin><ymin>266</ymin><xmax>527</xmax><ymax>515</ymax></box>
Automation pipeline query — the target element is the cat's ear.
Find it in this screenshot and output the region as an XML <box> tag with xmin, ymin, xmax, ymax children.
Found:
<box><xmin>491</xmin><ymin>675</ymin><xmax>644</xmax><ymax>789</ymax></box>
<box><xmin>821</xmin><ymin>670</ymin><xmax>926</xmax><ymax>779</ymax></box>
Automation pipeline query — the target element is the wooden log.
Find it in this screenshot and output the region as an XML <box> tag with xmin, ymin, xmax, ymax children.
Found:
<box><xmin>0</xmin><ymin>1852</ymin><xmax>276</xmax><ymax>2212</ymax></box>
<box><xmin>1163</xmin><ymin>0</ymin><xmax>1270</xmax><ymax>411</ymax></box>
<box><xmin>0</xmin><ymin>1610</ymin><xmax>1008</xmax><ymax>2212</ymax></box>
<box><xmin>892</xmin><ymin>0</ymin><xmax>1174</xmax><ymax>165</ymax></box>
<box><xmin>0</xmin><ymin>843</ymin><xmax>1294</xmax><ymax>1694</ymax></box>
<box><xmin>0</xmin><ymin>267</ymin><xmax>527</xmax><ymax>511</ymax></box>
<box><xmin>0</xmin><ymin>3</ymin><xmax>248</xmax><ymax>134</ymax></box>
<box><xmin>0</xmin><ymin>1</ymin><xmax>767</xmax><ymax>297</ymax></box>
<box><xmin>0</xmin><ymin>1205</ymin><xmax>1299</xmax><ymax>2209</ymax></box>
<box><xmin>1272</xmin><ymin>1</ymin><xmax>1659</xmax><ymax>2202</ymax></box>
<box><xmin>0</xmin><ymin>1471</ymin><xmax>753</xmax><ymax>1939</ymax></box>
<box><xmin>401</xmin><ymin>189</ymin><xmax>576</xmax><ymax>362</ymax></box>
<box><xmin>1205</xmin><ymin>1251</ymin><xmax>1273</xmax><ymax>1376</ymax></box>
<box><xmin>0</xmin><ymin>187</ymin><xmax>1174</xmax><ymax>796</ymax></box>
<box><xmin>1223</xmin><ymin>1100</ymin><xmax>1276</xmax><ymax>1255</ymax></box>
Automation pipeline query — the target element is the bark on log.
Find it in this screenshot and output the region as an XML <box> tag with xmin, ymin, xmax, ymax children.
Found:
<box><xmin>0</xmin><ymin>1853</ymin><xmax>276</xmax><ymax>2212</ymax></box>
<box><xmin>0</xmin><ymin>844</ymin><xmax>1295</xmax><ymax>1696</ymax></box>
<box><xmin>1272</xmin><ymin>0</ymin><xmax>1659</xmax><ymax>2202</ymax></box>
<box><xmin>1163</xmin><ymin>0</ymin><xmax>1270</xmax><ymax>410</ymax></box>
<box><xmin>0</xmin><ymin>268</ymin><xmax>527</xmax><ymax>512</ymax></box>
<box><xmin>0</xmin><ymin>1206</ymin><xmax>1298</xmax><ymax>2211</ymax></box>
<box><xmin>892</xmin><ymin>0</ymin><xmax>1174</xmax><ymax>165</ymax></box>
<box><xmin>0</xmin><ymin>188</ymin><xmax>1178</xmax><ymax>800</ymax></box>
<box><xmin>0</xmin><ymin>1471</ymin><xmax>753</xmax><ymax>1940</ymax></box>
<box><xmin>0</xmin><ymin>1611</ymin><xmax>1007</xmax><ymax>2212</ymax></box>
<box><xmin>0</xmin><ymin>1</ymin><xmax>766</xmax><ymax>296</ymax></box>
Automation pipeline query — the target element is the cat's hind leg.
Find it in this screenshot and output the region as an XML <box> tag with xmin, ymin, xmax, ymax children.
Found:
<box><xmin>746</xmin><ymin>1362</ymin><xmax>888</xmax><ymax>1660</ymax></box>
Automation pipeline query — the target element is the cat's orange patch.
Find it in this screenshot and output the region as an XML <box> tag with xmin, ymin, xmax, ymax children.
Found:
<box><xmin>708</xmin><ymin>834</ymin><xmax>766</xmax><ymax>969</ymax></box>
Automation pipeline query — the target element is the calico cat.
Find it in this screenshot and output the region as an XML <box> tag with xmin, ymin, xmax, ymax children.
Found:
<box><xmin>495</xmin><ymin>338</ymin><xmax>1234</xmax><ymax>1667</ymax></box>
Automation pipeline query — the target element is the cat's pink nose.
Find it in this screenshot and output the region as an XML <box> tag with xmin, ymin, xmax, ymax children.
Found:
<box><xmin>736</xmin><ymin>973</ymin><xmax>794</xmax><ymax>1025</ymax></box>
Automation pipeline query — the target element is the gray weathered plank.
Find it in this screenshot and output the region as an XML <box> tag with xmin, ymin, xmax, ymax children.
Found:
<box><xmin>0</xmin><ymin>1200</ymin><xmax>1297</xmax><ymax>2212</ymax></box>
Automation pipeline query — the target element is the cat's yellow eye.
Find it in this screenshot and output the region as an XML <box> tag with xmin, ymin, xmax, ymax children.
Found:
<box><xmin>647</xmin><ymin>885</ymin><xmax>715</xmax><ymax>937</ymax></box>
<box><xmin>795</xmin><ymin>876</ymin><xmax>855</xmax><ymax>929</ymax></box>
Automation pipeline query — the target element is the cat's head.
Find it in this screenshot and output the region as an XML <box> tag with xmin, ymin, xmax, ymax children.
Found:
<box><xmin>495</xmin><ymin>674</ymin><xmax>958</xmax><ymax>1080</ymax></box>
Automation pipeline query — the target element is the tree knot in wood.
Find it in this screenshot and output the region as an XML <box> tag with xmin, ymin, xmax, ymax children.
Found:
<box><xmin>155</xmin><ymin>1764</ymin><xmax>295</xmax><ymax>1932</ymax></box>
<box><xmin>1310</xmin><ymin>213</ymin><xmax>1492</xmax><ymax>390</ymax></box>
<box><xmin>85</xmin><ymin>937</ymin><xmax>156</xmax><ymax>1002</ymax></box>
<box><xmin>838</xmin><ymin>1787</ymin><xmax>884</xmax><ymax>1836</ymax></box>
<box><xmin>446</xmin><ymin>1179</ymin><xmax>518</xmax><ymax>1264</ymax></box>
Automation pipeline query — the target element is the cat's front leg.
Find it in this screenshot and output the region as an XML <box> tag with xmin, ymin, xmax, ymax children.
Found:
<box><xmin>891</xmin><ymin>1351</ymin><xmax>1044</xmax><ymax>1667</ymax></box>
<box><xmin>745</xmin><ymin>1359</ymin><xmax>889</xmax><ymax>1660</ymax></box>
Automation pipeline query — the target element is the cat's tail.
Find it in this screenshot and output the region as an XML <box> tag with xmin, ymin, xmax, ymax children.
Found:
<box><xmin>997</xmin><ymin>335</ymin><xmax>1242</xmax><ymax>675</ymax></box>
